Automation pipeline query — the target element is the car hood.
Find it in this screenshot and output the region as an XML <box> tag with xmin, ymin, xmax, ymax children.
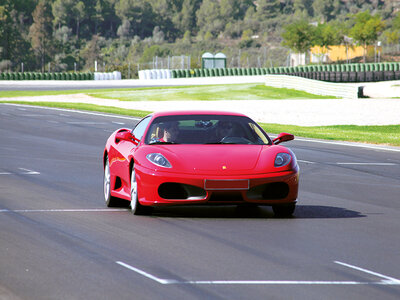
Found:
<box><xmin>188</xmin><ymin>145</ymin><xmax>263</xmax><ymax>172</ymax></box>
<box><xmin>145</xmin><ymin>144</ymin><xmax>274</xmax><ymax>175</ymax></box>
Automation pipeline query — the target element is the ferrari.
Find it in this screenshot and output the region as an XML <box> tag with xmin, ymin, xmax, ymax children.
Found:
<box><xmin>103</xmin><ymin>111</ymin><xmax>299</xmax><ymax>217</ymax></box>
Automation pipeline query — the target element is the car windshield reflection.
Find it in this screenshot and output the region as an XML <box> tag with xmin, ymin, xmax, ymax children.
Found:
<box><xmin>144</xmin><ymin>115</ymin><xmax>271</xmax><ymax>145</ymax></box>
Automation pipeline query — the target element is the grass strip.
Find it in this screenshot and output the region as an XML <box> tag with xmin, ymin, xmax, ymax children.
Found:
<box><xmin>0</xmin><ymin>84</ymin><xmax>335</xmax><ymax>100</ymax></box>
<box><xmin>0</xmin><ymin>101</ymin><xmax>151</xmax><ymax>118</ymax></box>
<box><xmin>261</xmin><ymin>123</ymin><xmax>400</xmax><ymax>146</ymax></box>
<box><xmin>2</xmin><ymin>101</ymin><xmax>399</xmax><ymax>146</ymax></box>
<box><xmin>87</xmin><ymin>84</ymin><xmax>335</xmax><ymax>101</ymax></box>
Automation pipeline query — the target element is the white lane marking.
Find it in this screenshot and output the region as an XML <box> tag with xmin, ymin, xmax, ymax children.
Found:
<box><xmin>112</xmin><ymin>121</ymin><xmax>125</xmax><ymax>125</ymax></box>
<box><xmin>116</xmin><ymin>261</ymin><xmax>178</xmax><ymax>284</ymax></box>
<box><xmin>116</xmin><ymin>261</ymin><xmax>400</xmax><ymax>286</ymax></box>
<box><xmin>67</xmin><ymin>121</ymin><xmax>107</xmax><ymax>125</ymax></box>
<box><xmin>0</xmin><ymin>168</ymin><xmax>40</xmax><ymax>175</ymax></box>
<box><xmin>0</xmin><ymin>208</ymin><xmax>127</xmax><ymax>213</ymax></box>
<box><xmin>336</xmin><ymin>162</ymin><xmax>397</xmax><ymax>166</ymax></box>
<box><xmin>1</xmin><ymin>103</ymin><xmax>141</xmax><ymax>121</ymax></box>
<box><xmin>18</xmin><ymin>168</ymin><xmax>40</xmax><ymax>175</ymax></box>
<box><xmin>298</xmin><ymin>160</ymin><xmax>316</xmax><ymax>164</ymax></box>
<box><xmin>335</xmin><ymin>261</ymin><xmax>400</xmax><ymax>284</ymax></box>
<box><xmin>296</xmin><ymin>137</ymin><xmax>400</xmax><ymax>153</ymax></box>
<box><xmin>19</xmin><ymin>114</ymin><xmax>49</xmax><ymax>117</ymax></box>
<box><xmin>298</xmin><ymin>161</ymin><xmax>397</xmax><ymax>166</ymax></box>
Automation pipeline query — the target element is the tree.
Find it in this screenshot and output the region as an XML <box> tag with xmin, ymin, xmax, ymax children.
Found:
<box><xmin>293</xmin><ymin>0</ymin><xmax>314</xmax><ymax>17</ymax></box>
<box><xmin>350</xmin><ymin>10</ymin><xmax>385</xmax><ymax>62</ymax></box>
<box><xmin>115</xmin><ymin>0</ymin><xmax>156</xmax><ymax>38</ymax></box>
<box><xmin>256</xmin><ymin>0</ymin><xmax>280</xmax><ymax>20</ymax></box>
<box><xmin>220</xmin><ymin>0</ymin><xmax>254</xmax><ymax>22</ymax></box>
<box><xmin>312</xmin><ymin>0</ymin><xmax>334</xmax><ymax>22</ymax></box>
<box><xmin>312</xmin><ymin>22</ymin><xmax>336</xmax><ymax>63</ymax></box>
<box><xmin>172</xmin><ymin>0</ymin><xmax>201</xmax><ymax>36</ymax></box>
<box><xmin>281</xmin><ymin>20</ymin><xmax>315</xmax><ymax>53</ymax></box>
<box><xmin>80</xmin><ymin>34</ymin><xmax>103</xmax><ymax>70</ymax></box>
<box><xmin>196</xmin><ymin>0</ymin><xmax>224</xmax><ymax>37</ymax></box>
<box><xmin>29</xmin><ymin>0</ymin><xmax>53</xmax><ymax>72</ymax></box>
<box><xmin>73</xmin><ymin>1</ymin><xmax>85</xmax><ymax>40</ymax></box>
<box><xmin>52</xmin><ymin>0</ymin><xmax>87</xmax><ymax>40</ymax></box>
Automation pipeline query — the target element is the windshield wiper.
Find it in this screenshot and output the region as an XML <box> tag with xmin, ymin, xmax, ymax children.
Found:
<box><xmin>205</xmin><ymin>141</ymin><xmax>237</xmax><ymax>144</ymax></box>
<box><xmin>149</xmin><ymin>141</ymin><xmax>179</xmax><ymax>145</ymax></box>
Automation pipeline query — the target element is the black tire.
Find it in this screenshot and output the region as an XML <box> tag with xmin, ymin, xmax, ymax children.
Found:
<box><xmin>272</xmin><ymin>203</ymin><xmax>296</xmax><ymax>217</ymax></box>
<box><xmin>104</xmin><ymin>157</ymin><xmax>118</xmax><ymax>207</ymax></box>
<box><xmin>130</xmin><ymin>166</ymin><xmax>151</xmax><ymax>215</ymax></box>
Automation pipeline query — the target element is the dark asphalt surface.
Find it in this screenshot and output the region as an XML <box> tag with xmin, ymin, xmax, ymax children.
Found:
<box><xmin>1</xmin><ymin>103</ymin><xmax>400</xmax><ymax>300</ymax></box>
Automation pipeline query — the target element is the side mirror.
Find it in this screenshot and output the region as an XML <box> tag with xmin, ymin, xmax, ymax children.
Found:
<box><xmin>273</xmin><ymin>132</ymin><xmax>294</xmax><ymax>145</ymax></box>
<box><xmin>115</xmin><ymin>130</ymin><xmax>139</xmax><ymax>144</ymax></box>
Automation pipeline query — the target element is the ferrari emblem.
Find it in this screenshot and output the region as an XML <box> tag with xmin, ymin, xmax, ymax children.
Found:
<box><xmin>222</xmin><ymin>165</ymin><xmax>227</xmax><ymax>170</ymax></box>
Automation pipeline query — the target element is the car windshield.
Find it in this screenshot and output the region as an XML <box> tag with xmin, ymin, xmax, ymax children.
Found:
<box><xmin>144</xmin><ymin>115</ymin><xmax>271</xmax><ymax>145</ymax></box>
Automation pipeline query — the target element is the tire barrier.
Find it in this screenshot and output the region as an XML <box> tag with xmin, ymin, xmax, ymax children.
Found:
<box><xmin>2</xmin><ymin>63</ymin><xmax>400</xmax><ymax>82</ymax></box>
<box><xmin>138</xmin><ymin>69</ymin><xmax>172</xmax><ymax>80</ymax></box>
<box><xmin>93</xmin><ymin>71</ymin><xmax>122</xmax><ymax>80</ymax></box>
<box><xmin>0</xmin><ymin>72</ymin><xmax>94</xmax><ymax>80</ymax></box>
<box><xmin>167</xmin><ymin>62</ymin><xmax>400</xmax><ymax>83</ymax></box>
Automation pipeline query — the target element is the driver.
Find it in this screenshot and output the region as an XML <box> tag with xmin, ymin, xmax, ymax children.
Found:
<box><xmin>216</xmin><ymin>121</ymin><xmax>233</xmax><ymax>140</ymax></box>
<box><xmin>159</xmin><ymin>121</ymin><xmax>179</xmax><ymax>142</ymax></box>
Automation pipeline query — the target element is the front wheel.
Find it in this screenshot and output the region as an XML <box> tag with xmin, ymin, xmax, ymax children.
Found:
<box><xmin>272</xmin><ymin>203</ymin><xmax>296</xmax><ymax>217</ymax></box>
<box><xmin>104</xmin><ymin>157</ymin><xmax>118</xmax><ymax>207</ymax></box>
<box><xmin>130</xmin><ymin>167</ymin><xmax>151</xmax><ymax>215</ymax></box>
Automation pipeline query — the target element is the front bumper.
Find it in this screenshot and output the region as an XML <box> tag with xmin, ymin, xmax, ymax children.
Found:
<box><xmin>135</xmin><ymin>164</ymin><xmax>299</xmax><ymax>207</ymax></box>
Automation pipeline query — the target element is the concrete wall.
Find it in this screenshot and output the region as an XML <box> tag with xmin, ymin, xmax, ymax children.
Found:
<box><xmin>265</xmin><ymin>75</ymin><xmax>360</xmax><ymax>99</ymax></box>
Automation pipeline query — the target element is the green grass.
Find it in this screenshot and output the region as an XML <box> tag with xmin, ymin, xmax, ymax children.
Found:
<box><xmin>261</xmin><ymin>123</ymin><xmax>400</xmax><ymax>146</ymax></box>
<box><xmin>0</xmin><ymin>84</ymin><xmax>335</xmax><ymax>100</ymax></box>
<box><xmin>0</xmin><ymin>101</ymin><xmax>151</xmax><ymax>119</ymax></box>
<box><xmin>2</xmin><ymin>100</ymin><xmax>399</xmax><ymax>146</ymax></box>
<box><xmin>0</xmin><ymin>89</ymin><xmax>112</xmax><ymax>98</ymax></box>
<box><xmin>87</xmin><ymin>84</ymin><xmax>335</xmax><ymax>101</ymax></box>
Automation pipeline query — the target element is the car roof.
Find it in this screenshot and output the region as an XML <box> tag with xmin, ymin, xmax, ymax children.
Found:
<box><xmin>150</xmin><ymin>110</ymin><xmax>248</xmax><ymax>118</ymax></box>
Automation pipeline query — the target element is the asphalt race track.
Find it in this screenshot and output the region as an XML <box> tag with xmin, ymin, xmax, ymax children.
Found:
<box><xmin>1</xmin><ymin>103</ymin><xmax>399</xmax><ymax>300</ymax></box>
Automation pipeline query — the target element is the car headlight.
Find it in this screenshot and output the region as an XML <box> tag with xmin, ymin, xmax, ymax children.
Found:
<box><xmin>146</xmin><ymin>153</ymin><xmax>172</xmax><ymax>168</ymax></box>
<box><xmin>274</xmin><ymin>153</ymin><xmax>292</xmax><ymax>167</ymax></box>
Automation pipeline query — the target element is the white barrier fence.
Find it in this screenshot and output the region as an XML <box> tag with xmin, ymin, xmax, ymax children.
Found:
<box><xmin>265</xmin><ymin>75</ymin><xmax>360</xmax><ymax>99</ymax></box>
<box><xmin>138</xmin><ymin>69</ymin><xmax>172</xmax><ymax>80</ymax></box>
<box><xmin>94</xmin><ymin>71</ymin><xmax>122</xmax><ymax>80</ymax></box>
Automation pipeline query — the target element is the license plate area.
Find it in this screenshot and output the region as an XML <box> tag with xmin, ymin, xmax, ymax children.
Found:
<box><xmin>204</xmin><ymin>179</ymin><xmax>249</xmax><ymax>190</ymax></box>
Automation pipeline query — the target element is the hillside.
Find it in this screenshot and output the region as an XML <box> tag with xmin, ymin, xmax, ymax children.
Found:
<box><xmin>1</xmin><ymin>0</ymin><xmax>400</xmax><ymax>77</ymax></box>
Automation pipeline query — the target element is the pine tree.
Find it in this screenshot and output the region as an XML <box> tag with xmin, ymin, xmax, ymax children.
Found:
<box><xmin>29</xmin><ymin>0</ymin><xmax>53</xmax><ymax>72</ymax></box>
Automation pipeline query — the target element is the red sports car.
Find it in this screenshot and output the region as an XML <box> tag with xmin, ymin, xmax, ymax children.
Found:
<box><xmin>103</xmin><ymin>111</ymin><xmax>299</xmax><ymax>217</ymax></box>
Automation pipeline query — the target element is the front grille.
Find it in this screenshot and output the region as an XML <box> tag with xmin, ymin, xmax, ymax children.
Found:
<box><xmin>247</xmin><ymin>182</ymin><xmax>289</xmax><ymax>200</ymax></box>
<box><xmin>158</xmin><ymin>183</ymin><xmax>206</xmax><ymax>200</ymax></box>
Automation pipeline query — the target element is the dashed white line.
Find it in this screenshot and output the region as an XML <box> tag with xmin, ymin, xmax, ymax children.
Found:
<box><xmin>295</xmin><ymin>137</ymin><xmax>400</xmax><ymax>153</ymax></box>
<box><xmin>298</xmin><ymin>160</ymin><xmax>316</xmax><ymax>164</ymax></box>
<box><xmin>336</xmin><ymin>162</ymin><xmax>397</xmax><ymax>166</ymax></box>
<box><xmin>335</xmin><ymin>261</ymin><xmax>400</xmax><ymax>284</ymax></box>
<box><xmin>116</xmin><ymin>261</ymin><xmax>177</xmax><ymax>284</ymax></box>
<box><xmin>67</xmin><ymin>121</ymin><xmax>107</xmax><ymax>125</ymax></box>
<box><xmin>0</xmin><ymin>208</ymin><xmax>127</xmax><ymax>213</ymax></box>
<box><xmin>2</xmin><ymin>103</ymin><xmax>141</xmax><ymax>121</ymax></box>
<box><xmin>0</xmin><ymin>168</ymin><xmax>40</xmax><ymax>175</ymax></box>
<box><xmin>18</xmin><ymin>168</ymin><xmax>40</xmax><ymax>175</ymax></box>
<box><xmin>116</xmin><ymin>260</ymin><xmax>400</xmax><ymax>286</ymax></box>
